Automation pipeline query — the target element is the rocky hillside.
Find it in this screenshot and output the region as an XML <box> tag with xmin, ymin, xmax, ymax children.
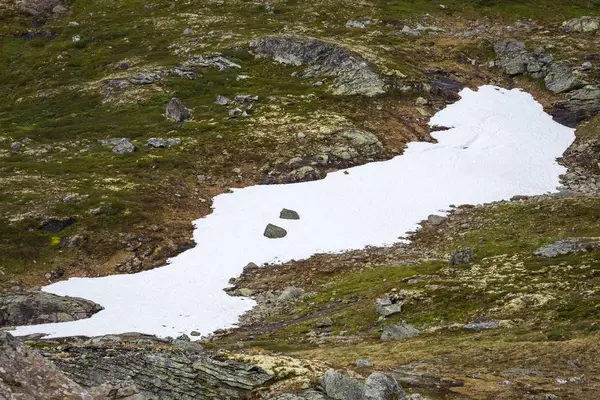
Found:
<box><xmin>1</xmin><ymin>0</ymin><xmax>600</xmax><ymax>399</ymax></box>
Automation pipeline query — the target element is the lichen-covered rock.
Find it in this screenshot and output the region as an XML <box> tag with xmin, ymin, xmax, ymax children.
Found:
<box><xmin>463</xmin><ymin>317</ymin><xmax>500</xmax><ymax>332</ymax></box>
<box><xmin>146</xmin><ymin>137</ymin><xmax>182</xmax><ymax>148</ymax></box>
<box><xmin>166</xmin><ymin>97</ymin><xmax>191</xmax><ymax>122</ymax></box>
<box><xmin>376</xmin><ymin>294</ymin><xmax>403</xmax><ymax>317</ymax></box>
<box><xmin>561</xmin><ymin>16</ymin><xmax>600</xmax><ymax>33</ymax></box>
<box><xmin>494</xmin><ymin>40</ymin><xmax>554</xmax><ymax>78</ymax></box>
<box><xmin>380</xmin><ymin>321</ymin><xmax>420</xmax><ymax>341</ymax></box>
<box><xmin>0</xmin><ymin>331</ymin><xmax>93</xmax><ymax>399</ymax></box>
<box><xmin>320</xmin><ymin>370</ymin><xmax>365</xmax><ymax>400</ymax></box>
<box><xmin>250</xmin><ymin>35</ymin><xmax>386</xmax><ymax>96</ymax></box>
<box><xmin>364</xmin><ymin>373</ymin><xmax>406</xmax><ymax>400</ymax></box>
<box><xmin>0</xmin><ymin>291</ymin><xmax>103</xmax><ymax>327</ymax></box>
<box><xmin>112</xmin><ymin>138</ymin><xmax>138</xmax><ymax>154</ymax></box>
<box><xmin>533</xmin><ymin>238</ymin><xmax>600</xmax><ymax>257</ymax></box>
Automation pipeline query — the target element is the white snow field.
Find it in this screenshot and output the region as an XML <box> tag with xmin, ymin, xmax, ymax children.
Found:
<box><xmin>12</xmin><ymin>86</ymin><xmax>575</xmax><ymax>339</ymax></box>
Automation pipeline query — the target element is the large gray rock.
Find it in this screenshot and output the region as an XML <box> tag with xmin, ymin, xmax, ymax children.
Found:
<box><xmin>533</xmin><ymin>238</ymin><xmax>600</xmax><ymax>258</ymax></box>
<box><xmin>561</xmin><ymin>16</ymin><xmax>600</xmax><ymax>33</ymax></box>
<box><xmin>38</xmin><ymin>334</ymin><xmax>273</xmax><ymax>400</ymax></box>
<box><xmin>449</xmin><ymin>248</ymin><xmax>473</xmax><ymax>265</ymax></box>
<box><xmin>364</xmin><ymin>373</ymin><xmax>406</xmax><ymax>400</ymax></box>
<box><xmin>320</xmin><ymin>370</ymin><xmax>406</xmax><ymax>400</ymax></box>
<box><xmin>320</xmin><ymin>370</ymin><xmax>366</xmax><ymax>400</ymax></box>
<box><xmin>250</xmin><ymin>35</ymin><xmax>386</xmax><ymax>96</ymax></box>
<box><xmin>545</xmin><ymin>64</ymin><xmax>586</xmax><ymax>93</ymax></box>
<box><xmin>380</xmin><ymin>321</ymin><xmax>420</xmax><ymax>341</ymax></box>
<box><xmin>264</xmin><ymin>223</ymin><xmax>288</xmax><ymax>238</ymax></box>
<box><xmin>146</xmin><ymin>137</ymin><xmax>182</xmax><ymax>148</ymax></box>
<box><xmin>0</xmin><ymin>291</ymin><xmax>103</xmax><ymax>327</ymax></box>
<box><xmin>166</xmin><ymin>97</ymin><xmax>191</xmax><ymax>122</ymax></box>
<box><xmin>0</xmin><ymin>331</ymin><xmax>93</xmax><ymax>400</ymax></box>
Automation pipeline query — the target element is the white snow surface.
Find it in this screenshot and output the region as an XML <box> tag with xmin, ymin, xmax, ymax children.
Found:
<box><xmin>12</xmin><ymin>86</ymin><xmax>575</xmax><ymax>339</ymax></box>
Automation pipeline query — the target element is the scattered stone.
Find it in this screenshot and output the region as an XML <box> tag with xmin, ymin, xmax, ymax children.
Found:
<box><xmin>545</xmin><ymin>63</ymin><xmax>586</xmax><ymax>93</ymax></box>
<box><xmin>0</xmin><ymin>291</ymin><xmax>103</xmax><ymax>327</ymax></box>
<box><xmin>415</xmin><ymin>97</ymin><xmax>428</xmax><ymax>106</ymax></box>
<box><xmin>376</xmin><ymin>294</ymin><xmax>403</xmax><ymax>317</ymax></box>
<box><xmin>186</xmin><ymin>54</ymin><xmax>241</xmax><ymax>70</ymax></box>
<box><xmin>146</xmin><ymin>138</ymin><xmax>182</xmax><ymax>148</ymax></box>
<box><xmin>114</xmin><ymin>61</ymin><xmax>130</xmax><ymax>70</ymax></box>
<box><xmin>449</xmin><ymin>248</ymin><xmax>473</xmax><ymax>265</ymax></box>
<box><xmin>190</xmin><ymin>331</ymin><xmax>201</xmax><ymax>336</ymax></box>
<box><xmin>357</xmin><ymin>359</ymin><xmax>372</xmax><ymax>368</ymax></box>
<box><xmin>229</xmin><ymin>108</ymin><xmax>244</xmax><ymax>118</ymax></box>
<box><xmin>10</xmin><ymin>142</ymin><xmax>22</xmax><ymax>151</ymax></box>
<box><xmin>381</xmin><ymin>321</ymin><xmax>420</xmax><ymax>341</ymax></box>
<box><xmin>60</xmin><ymin>234</ymin><xmax>85</xmax><ymax>248</ymax></box>
<box><xmin>533</xmin><ymin>238</ymin><xmax>600</xmax><ymax>257</ymax></box>
<box><xmin>216</xmin><ymin>95</ymin><xmax>231</xmax><ymax>105</ymax></box>
<box><xmin>176</xmin><ymin>334</ymin><xmax>191</xmax><ymax>342</ymax></box>
<box><xmin>400</xmin><ymin>26</ymin><xmax>421</xmax><ymax>37</ymax></box>
<box><xmin>183</xmin><ymin>27</ymin><xmax>194</xmax><ymax>35</ymax></box>
<box><xmin>39</xmin><ymin>217</ymin><xmax>76</xmax><ymax>233</ymax></box>
<box><xmin>561</xmin><ymin>16</ymin><xmax>599</xmax><ymax>33</ymax></box>
<box><xmin>280</xmin><ymin>208</ymin><xmax>300</xmax><ymax>220</ymax></box>
<box><xmin>315</xmin><ymin>317</ymin><xmax>334</xmax><ymax>328</ymax></box>
<box><xmin>112</xmin><ymin>138</ymin><xmax>137</xmax><ymax>154</ymax></box>
<box><xmin>131</xmin><ymin>71</ymin><xmax>168</xmax><ymax>84</ymax></box>
<box><xmin>264</xmin><ymin>223</ymin><xmax>288</xmax><ymax>239</ymax></box>
<box><xmin>234</xmin><ymin>94</ymin><xmax>259</xmax><ymax>103</ymax></box>
<box><xmin>580</xmin><ymin>61</ymin><xmax>593</xmax><ymax>71</ymax></box>
<box><xmin>250</xmin><ymin>35</ymin><xmax>386</xmax><ymax>96</ymax></box>
<box><xmin>463</xmin><ymin>317</ymin><xmax>500</xmax><ymax>332</ymax></box>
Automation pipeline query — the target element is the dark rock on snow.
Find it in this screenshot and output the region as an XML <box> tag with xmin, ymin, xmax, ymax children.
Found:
<box><xmin>264</xmin><ymin>223</ymin><xmax>288</xmax><ymax>239</ymax></box>
<box><xmin>280</xmin><ymin>208</ymin><xmax>300</xmax><ymax>220</ymax></box>
<box><xmin>0</xmin><ymin>291</ymin><xmax>103</xmax><ymax>327</ymax></box>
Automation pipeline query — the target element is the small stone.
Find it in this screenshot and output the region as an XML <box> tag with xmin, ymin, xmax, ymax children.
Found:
<box><xmin>280</xmin><ymin>208</ymin><xmax>300</xmax><ymax>220</ymax></box>
<box><xmin>278</xmin><ymin>287</ymin><xmax>304</xmax><ymax>302</ymax></box>
<box><xmin>72</xmin><ymin>35</ymin><xmax>81</xmax><ymax>42</ymax></box>
<box><xmin>238</xmin><ymin>288</ymin><xmax>255</xmax><ymax>296</ymax></box>
<box><xmin>415</xmin><ymin>97</ymin><xmax>428</xmax><ymax>106</ymax></box>
<box><xmin>264</xmin><ymin>223</ymin><xmax>287</xmax><ymax>239</ymax></box>
<box><xmin>216</xmin><ymin>95</ymin><xmax>231</xmax><ymax>105</ymax></box>
<box><xmin>356</xmin><ymin>359</ymin><xmax>372</xmax><ymax>368</ymax></box>
<box><xmin>376</xmin><ymin>294</ymin><xmax>403</xmax><ymax>317</ymax></box>
<box><xmin>176</xmin><ymin>334</ymin><xmax>191</xmax><ymax>341</ymax></box>
<box><xmin>463</xmin><ymin>317</ymin><xmax>500</xmax><ymax>332</ymax></box>
<box><xmin>580</xmin><ymin>61</ymin><xmax>593</xmax><ymax>71</ymax></box>
<box><xmin>190</xmin><ymin>331</ymin><xmax>201</xmax><ymax>336</ymax></box>
<box><xmin>112</xmin><ymin>139</ymin><xmax>137</xmax><ymax>154</ymax></box>
<box><xmin>228</xmin><ymin>108</ymin><xmax>243</xmax><ymax>118</ymax></box>
<box><xmin>183</xmin><ymin>27</ymin><xmax>193</xmax><ymax>35</ymax></box>
<box><xmin>11</xmin><ymin>142</ymin><xmax>22</xmax><ymax>151</ymax></box>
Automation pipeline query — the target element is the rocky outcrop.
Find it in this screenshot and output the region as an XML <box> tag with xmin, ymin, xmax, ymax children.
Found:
<box><xmin>262</xmin><ymin>129</ymin><xmax>385</xmax><ymax>184</ymax></box>
<box><xmin>0</xmin><ymin>331</ymin><xmax>93</xmax><ymax>399</ymax></box>
<box><xmin>250</xmin><ymin>35</ymin><xmax>386</xmax><ymax>96</ymax></box>
<box><xmin>37</xmin><ymin>334</ymin><xmax>273</xmax><ymax>399</ymax></box>
<box><xmin>0</xmin><ymin>291</ymin><xmax>103</xmax><ymax>327</ymax></box>
<box><xmin>494</xmin><ymin>39</ymin><xmax>554</xmax><ymax>78</ymax></box>
<box><xmin>544</xmin><ymin>63</ymin><xmax>586</xmax><ymax>94</ymax></box>
<box><xmin>449</xmin><ymin>248</ymin><xmax>473</xmax><ymax>265</ymax></box>
<box><xmin>551</xmin><ymin>85</ymin><xmax>600</xmax><ymax>127</ymax></box>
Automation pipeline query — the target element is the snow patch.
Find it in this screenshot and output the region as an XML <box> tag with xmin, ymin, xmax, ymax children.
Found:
<box><xmin>11</xmin><ymin>86</ymin><xmax>575</xmax><ymax>339</ymax></box>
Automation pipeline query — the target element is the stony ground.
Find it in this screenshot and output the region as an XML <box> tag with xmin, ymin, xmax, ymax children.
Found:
<box><xmin>1</xmin><ymin>0</ymin><xmax>600</xmax><ymax>399</ymax></box>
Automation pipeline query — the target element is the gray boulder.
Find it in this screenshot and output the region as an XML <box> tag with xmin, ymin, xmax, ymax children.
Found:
<box><xmin>449</xmin><ymin>248</ymin><xmax>473</xmax><ymax>265</ymax></box>
<box><xmin>216</xmin><ymin>95</ymin><xmax>231</xmax><ymax>105</ymax></box>
<box><xmin>146</xmin><ymin>138</ymin><xmax>182</xmax><ymax>148</ymax></box>
<box><xmin>0</xmin><ymin>291</ymin><xmax>103</xmax><ymax>327</ymax></box>
<box><xmin>320</xmin><ymin>370</ymin><xmax>366</xmax><ymax>400</ymax></box>
<box><xmin>166</xmin><ymin>97</ymin><xmax>191</xmax><ymax>122</ymax></box>
<box><xmin>545</xmin><ymin>64</ymin><xmax>586</xmax><ymax>93</ymax></box>
<box><xmin>280</xmin><ymin>208</ymin><xmax>300</xmax><ymax>220</ymax></box>
<box><xmin>376</xmin><ymin>294</ymin><xmax>403</xmax><ymax>317</ymax></box>
<box><xmin>113</xmin><ymin>139</ymin><xmax>137</xmax><ymax>154</ymax></box>
<box><xmin>264</xmin><ymin>223</ymin><xmax>287</xmax><ymax>239</ymax></box>
<box><xmin>561</xmin><ymin>16</ymin><xmax>600</xmax><ymax>33</ymax></box>
<box><xmin>278</xmin><ymin>287</ymin><xmax>305</xmax><ymax>302</ymax></box>
<box><xmin>533</xmin><ymin>238</ymin><xmax>600</xmax><ymax>258</ymax></box>
<box><xmin>426</xmin><ymin>215</ymin><xmax>445</xmax><ymax>226</ymax></box>
<box><xmin>380</xmin><ymin>321</ymin><xmax>420</xmax><ymax>341</ymax></box>
<box><xmin>250</xmin><ymin>35</ymin><xmax>386</xmax><ymax>96</ymax></box>
<box><xmin>365</xmin><ymin>373</ymin><xmax>407</xmax><ymax>400</ymax></box>
<box><xmin>463</xmin><ymin>317</ymin><xmax>500</xmax><ymax>332</ymax></box>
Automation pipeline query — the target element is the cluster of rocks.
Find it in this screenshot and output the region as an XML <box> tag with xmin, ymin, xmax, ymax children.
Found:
<box><xmin>216</xmin><ymin>93</ymin><xmax>259</xmax><ymax>118</ymax></box>
<box><xmin>263</xmin><ymin>129</ymin><xmax>385</xmax><ymax>184</ymax></box>
<box><xmin>561</xmin><ymin>16</ymin><xmax>599</xmax><ymax>33</ymax></box>
<box><xmin>494</xmin><ymin>38</ymin><xmax>599</xmax><ymax>127</ymax></box>
<box><xmin>99</xmin><ymin>137</ymin><xmax>137</xmax><ymax>154</ymax></box>
<box><xmin>560</xmin><ymin>137</ymin><xmax>600</xmax><ymax>194</ymax></box>
<box><xmin>233</xmin><ymin>286</ymin><xmax>305</xmax><ymax>326</ymax></box>
<box><xmin>0</xmin><ymin>291</ymin><xmax>102</xmax><ymax>327</ymax></box>
<box><xmin>250</xmin><ymin>35</ymin><xmax>387</xmax><ymax>96</ymax></box>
